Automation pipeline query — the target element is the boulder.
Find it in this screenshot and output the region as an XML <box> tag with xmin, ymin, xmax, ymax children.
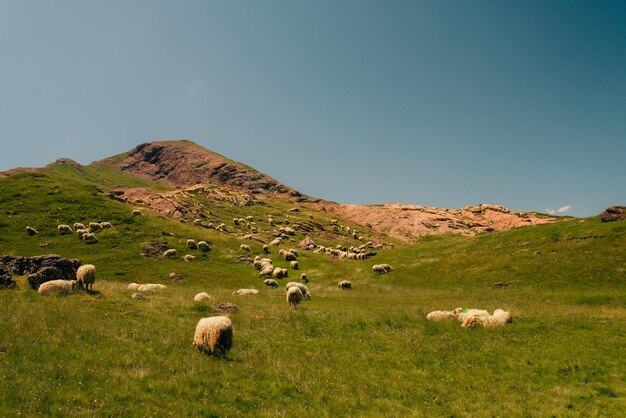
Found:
<box><xmin>600</xmin><ymin>206</ymin><xmax>626</xmax><ymax>223</ymax></box>
<box><xmin>0</xmin><ymin>267</ymin><xmax>16</xmax><ymax>289</ymax></box>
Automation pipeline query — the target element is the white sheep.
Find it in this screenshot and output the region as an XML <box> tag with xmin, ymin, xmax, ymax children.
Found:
<box><xmin>25</xmin><ymin>226</ymin><xmax>38</xmax><ymax>236</ymax></box>
<box><xmin>263</xmin><ymin>279</ymin><xmax>279</xmax><ymax>288</ymax></box>
<box><xmin>73</xmin><ymin>222</ymin><xmax>86</xmax><ymax>230</ymax></box>
<box><xmin>184</xmin><ymin>254</ymin><xmax>196</xmax><ymax>262</ymax></box>
<box><xmin>300</xmin><ymin>273</ymin><xmax>309</xmax><ymax>283</ymax></box>
<box><xmin>453</xmin><ymin>308</ymin><xmax>491</xmax><ymax>327</ymax></box>
<box><xmin>137</xmin><ymin>283</ymin><xmax>167</xmax><ymax>291</ymax></box>
<box><xmin>88</xmin><ymin>222</ymin><xmax>102</xmax><ymax>233</ymax></box>
<box><xmin>193</xmin><ymin>316</ymin><xmax>233</xmax><ymax>357</ymax></box>
<box><xmin>258</xmin><ymin>266</ymin><xmax>274</xmax><ymax>277</ymax></box>
<box><xmin>240</xmin><ymin>244</ymin><xmax>251</xmax><ymax>252</ymax></box>
<box><xmin>193</xmin><ymin>218</ymin><xmax>203</xmax><ymax>226</ymax></box>
<box><xmin>162</xmin><ymin>249</ymin><xmax>177</xmax><ymax>258</ymax></box>
<box><xmin>127</xmin><ymin>283</ymin><xmax>140</xmax><ymax>291</ymax></box>
<box><xmin>76</xmin><ymin>264</ymin><xmax>96</xmax><ymax>291</ymax></box>
<box><xmin>290</xmin><ymin>260</ymin><xmax>299</xmax><ymax>269</ymax></box>
<box><xmin>132</xmin><ymin>209</ymin><xmax>142</xmax><ymax>216</ymax></box>
<box><xmin>285</xmin><ymin>282</ymin><xmax>311</xmax><ymax>300</ymax></box>
<box><xmin>57</xmin><ymin>224</ymin><xmax>72</xmax><ymax>234</ymax></box>
<box><xmin>479</xmin><ymin>309</ymin><xmax>513</xmax><ymax>328</ymax></box>
<box><xmin>286</xmin><ymin>286</ymin><xmax>303</xmax><ymax>308</ymax></box>
<box><xmin>198</xmin><ymin>241</ymin><xmax>210</xmax><ymax>253</ymax></box>
<box><xmin>232</xmin><ymin>288</ymin><xmax>259</xmax><ymax>296</ymax></box>
<box><xmin>283</xmin><ymin>252</ymin><xmax>297</xmax><ymax>261</ymax></box>
<box><xmin>83</xmin><ymin>233</ymin><xmax>98</xmax><ymax>244</ymax></box>
<box><xmin>426</xmin><ymin>310</ymin><xmax>456</xmax><ymax>321</ymax></box>
<box><xmin>75</xmin><ymin>228</ymin><xmax>88</xmax><ymax>238</ymax></box>
<box><xmin>186</xmin><ymin>239</ymin><xmax>197</xmax><ymax>249</ymax></box>
<box><xmin>100</xmin><ymin>222</ymin><xmax>113</xmax><ymax>228</ymax></box>
<box><xmin>272</xmin><ymin>267</ymin><xmax>285</xmax><ymax>279</ymax></box>
<box><xmin>38</xmin><ymin>280</ymin><xmax>78</xmax><ymax>296</ymax></box>
<box><xmin>338</xmin><ymin>280</ymin><xmax>352</xmax><ymax>289</ymax></box>
<box><xmin>269</xmin><ymin>238</ymin><xmax>282</xmax><ymax>246</ymax></box>
<box><xmin>262</xmin><ymin>244</ymin><xmax>270</xmax><ymax>254</ymax></box>
<box><xmin>193</xmin><ymin>292</ymin><xmax>213</xmax><ymax>302</ymax></box>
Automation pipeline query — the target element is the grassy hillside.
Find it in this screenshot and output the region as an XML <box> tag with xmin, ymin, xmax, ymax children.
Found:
<box><xmin>0</xmin><ymin>167</ymin><xmax>624</xmax><ymax>416</ymax></box>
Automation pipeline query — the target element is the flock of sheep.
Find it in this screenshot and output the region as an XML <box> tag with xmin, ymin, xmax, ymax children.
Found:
<box><xmin>426</xmin><ymin>308</ymin><xmax>513</xmax><ymax>328</ymax></box>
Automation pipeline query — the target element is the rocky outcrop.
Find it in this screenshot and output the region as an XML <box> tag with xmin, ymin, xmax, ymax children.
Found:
<box><xmin>600</xmin><ymin>206</ymin><xmax>626</xmax><ymax>223</ymax></box>
<box><xmin>0</xmin><ymin>254</ymin><xmax>81</xmax><ymax>290</ymax></box>
<box><xmin>0</xmin><ymin>267</ymin><xmax>16</xmax><ymax>289</ymax></box>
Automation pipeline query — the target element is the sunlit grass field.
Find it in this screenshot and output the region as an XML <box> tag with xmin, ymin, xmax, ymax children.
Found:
<box><xmin>0</xmin><ymin>169</ymin><xmax>624</xmax><ymax>416</ymax></box>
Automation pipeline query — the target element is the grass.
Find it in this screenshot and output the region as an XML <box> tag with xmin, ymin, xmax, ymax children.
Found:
<box><xmin>0</xmin><ymin>164</ymin><xmax>625</xmax><ymax>416</ymax></box>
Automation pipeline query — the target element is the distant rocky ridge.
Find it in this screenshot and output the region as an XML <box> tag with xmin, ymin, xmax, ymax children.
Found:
<box><xmin>600</xmin><ymin>206</ymin><xmax>626</xmax><ymax>222</ymax></box>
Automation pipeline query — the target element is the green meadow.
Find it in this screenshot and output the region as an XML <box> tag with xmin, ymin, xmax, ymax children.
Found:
<box><xmin>0</xmin><ymin>168</ymin><xmax>624</xmax><ymax>417</ymax></box>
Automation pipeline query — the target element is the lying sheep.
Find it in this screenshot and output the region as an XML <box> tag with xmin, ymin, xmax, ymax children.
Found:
<box><xmin>338</xmin><ymin>280</ymin><xmax>352</xmax><ymax>289</ymax></box>
<box><xmin>25</xmin><ymin>226</ymin><xmax>38</xmax><ymax>236</ymax></box>
<box><xmin>137</xmin><ymin>283</ymin><xmax>167</xmax><ymax>291</ymax></box>
<box><xmin>453</xmin><ymin>308</ymin><xmax>491</xmax><ymax>328</ymax></box>
<box><xmin>240</xmin><ymin>244</ymin><xmax>251</xmax><ymax>252</ymax></box>
<box><xmin>132</xmin><ymin>209</ymin><xmax>142</xmax><ymax>216</ymax></box>
<box><xmin>162</xmin><ymin>249</ymin><xmax>177</xmax><ymax>258</ymax></box>
<box><xmin>193</xmin><ymin>292</ymin><xmax>213</xmax><ymax>302</ymax></box>
<box><xmin>193</xmin><ymin>316</ymin><xmax>233</xmax><ymax>357</ymax></box>
<box><xmin>232</xmin><ymin>288</ymin><xmax>259</xmax><ymax>296</ymax></box>
<box><xmin>198</xmin><ymin>241</ymin><xmax>210</xmax><ymax>253</ymax></box>
<box><xmin>286</xmin><ymin>286</ymin><xmax>303</xmax><ymax>308</ymax></box>
<box><xmin>426</xmin><ymin>310</ymin><xmax>456</xmax><ymax>321</ymax></box>
<box><xmin>76</xmin><ymin>264</ymin><xmax>96</xmax><ymax>291</ymax></box>
<box><xmin>186</xmin><ymin>239</ymin><xmax>197</xmax><ymax>249</ymax></box>
<box><xmin>479</xmin><ymin>309</ymin><xmax>513</xmax><ymax>328</ymax></box>
<box><xmin>290</xmin><ymin>261</ymin><xmax>299</xmax><ymax>270</ymax></box>
<box><xmin>38</xmin><ymin>280</ymin><xmax>78</xmax><ymax>296</ymax></box>
<box><xmin>285</xmin><ymin>282</ymin><xmax>311</xmax><ymax>300</ymax></box>
<box><xmin>263</xmin><ymin>279</ymin><xmax>279</xmax><ymax>287</ymax></box>
<box><xmin>184</xmin><ymin>254</ymin><xmax>196</xmax><ymax>262</ymax></box>
<box><xmin>57</xmin><ymin>224</ymin><xmax>72</xmax><ymax>234</ymax></box>
<box><xmin>83</xmin><ymin>233</ymin><xmax>98</xmax><ymax>244</ymax></box>
<box><xmin>127</xmin><ymin>283</ymin><xmax>140</xmax><ymax>291</ymax></box>
<box><xmin>88</xmin><ymin>222</ymin><xmax>102</xmax><ymax>233</ymax></box>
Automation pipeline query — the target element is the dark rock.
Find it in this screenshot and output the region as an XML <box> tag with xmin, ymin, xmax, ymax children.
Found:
<box><xmin>298</xmin><ymin>236</ymin><xmax>316</xmax><ymax>250</ymax></box>
<box><xmin>215</xmin><ymin>303</ymin><xmax>239</xmax><ymax>314</ymax></box>
<box><xmin>0</xmin><ymin>254</ymin><xmax>81</xmax><ymax>290</ymax></box>
<box><xmin>600</xmin><ymin>206</ymin><xmax>626</xmax><ymax>223</ymax></box>
<box><xmin>140</xmin><ymin>241</ymin><xmax>169</xmax><ymax>257</ymax></box>
<box><xmin>0</xmin><ymin>267</ymin><xmax>16</xmax><ymax>289</ymax></box>
<box><xmin>491</xmin><ymin>281</ymin><xmax>510</xmax><ymax>289</ymax></box>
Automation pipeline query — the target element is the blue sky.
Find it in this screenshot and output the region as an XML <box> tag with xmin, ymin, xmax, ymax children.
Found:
<box><xmin>1</xmin><ymin>1</ymin><xmax>624</xmax><ymax>216</ymax></box>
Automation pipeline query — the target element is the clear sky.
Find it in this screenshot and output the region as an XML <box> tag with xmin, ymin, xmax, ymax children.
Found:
<box><xmin>1</xmin><ymin>1</ymin><xmax>624</xmax><ymax>216</ymax></box>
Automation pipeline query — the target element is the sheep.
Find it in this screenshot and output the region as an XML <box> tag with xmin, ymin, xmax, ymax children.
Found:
<box><xmin>186</xmin><ymin>239</ymin><xmax>197</xmax><ymax>249</ymax></box>
<box><xmin>76</xmin><ymin>264</ymin><xmax>96</xmax><ymax>291</ymax></box>
<box><xmin>372</xmin><ymin>264</ymin><xmax>393</xmax><ymax>274</ymax></box>
<box><xmin>338</xmin><ymin>280</ymin><xmax>352</xmax><ymax>289</ymax></box>
<box><xmin>283</xmin><ymin>252</ymin><xmax>297</xmax><ymax>261</ymax></box>
<box><xmin>272</xmin><ymin>267</ymin><xmax>285</xmax><ymax>279</ymax></box>
<box><xmin>193</xmin><ymin>218</ymin><xmax>203</xmax><ymax>226</ymax></box>
<box><xmin>285</xmin><ymin>282</ymin><xmax>311</xmax><ymax>300</ymax></box>
<box><xmin>426</xmin><ymin>310</ymin><xmax>456</xmax><ymax>321</ymax></box>
<box><xmin>57</xmin><ymin>224</ymin><xmax>72</xmax><ymax>234</ymax></box>
<box><xmin>193</xmin><ymin>292</ymin><xmax>213</xmax><ymax>302</ymax></box>
<box><xmin>184</xmin><ymin>254</ymin><xmax>196</xmax><ymax>262</ymax></box>
<box><xmin>281</xmin><ymin>268</ymin><xmax>288</xmax><ymax>278</ymax></box>
<box><xmin>233</xmin><ymin>218</ymin><xmax>240</xmax><ymax>226</ymax></box>
<box><xmin>83</xmin><ymin>233</ymin><xmax>98</xmax><ymax>244</ymax></box>
<box><xmin>300</xmin><ymin>273</ymin><xmax>309</xmax><ymax>283</ymax></box>
<box><xmin>127</xmin><ymin>283</ymin><xmax>140</xmax><ymax>291</ymax></box>
<box><xmin>290</xmin><ymin>261</ymin><xmax>299</xmax><ymax>270</ymax></box>
<box><xmin>75</xmin><ymin>228</ymin><xmax>88</xmax><ymax>238</ymax></box>
<box><xmin>198</xmin><ymin>241</ymin><xmax>210</xmax><ymax>253</ymax></box>
<box><xmin>269</xmin><ymin>238</ymin><xmax>282</xmax><ymax>246</ymax></box>
<box><xmin>453</xmin><ymin>308</ymin><xmax>491</xmax><ymax>327</ymax></box>
<box><xmin>262</xmin><ymin>244</ymin><xmax>270</xmax><ymax>254</ymax></box>
<box><xmin>137</xmin><ymin>284</ymin><xmax>167</xmax><ymax>291</ymax></box>
<box><xmin>25</xmin><ymin>226</ymin><xmax>38</xmax><ymax>236</ymax></box>
<box><xmin>73</xmin><ymin>222</ymin><xmax>86</xmax><ymax>230</ymax></box>
<box><xmin>88</xmin><ymin>222</ymin><xmax>102</xmax><ymax>233</ymax></box>
<box><xmin>232</xmin><ymin>288</ymin><xmax>259</xmax><ymax>296</ymax></box>
<box><xmin>38</xmin><ymin>280</ymin><xmax>78</xmax><ymax>296</ymax></box>
<box><xmin>132</xmin><ymin>209</ymin><xmax>142</xmax><ymax>216</ymax></box>
<box><xmin>169</xmin><ymin>272</ymin><xmax>183</xmax><ymax>282</ymax></box>
<box><xmin>286</xmin><ymin>286</ymin><xmax>303</xmax><ymax>308</ymax></box>
<box><xmin>259</xmin><ymin>266</ymin><xmax>274</xmax><ymax>277</ymax></box>
<box><xmin>240</xmin><ymin>244</ymin><xmax>251</xmax><ymax>252</ymax></box>
<box><xmin>479</xmin><ymin>309</ymin><xmax>513</xmax><ymax>328</ymax></box>
<box><xmin>100</xmin><ymin>221</ymin><xmax>112</xmax><ymax>229</ymax></box>
<box><xmin>131</xmin><ymin>293</ymin><xmax>144</xmax><ymax>300</ymax></box>
<box><xmin>263</xmin><ymin>279</ymin><xmax>279</xmax><ymax>288</ymax></box>
<box><xmin>193</xmin><ymin>316</ymin><xmax>233</xmax><ymax>357</ymax></box>
<box><xmin>162</xmin><ymin>249</ymin><xmax>177</xmax><ymax>258</ymax></box>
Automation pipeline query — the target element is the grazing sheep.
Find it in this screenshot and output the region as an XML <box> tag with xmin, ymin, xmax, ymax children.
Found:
<box><xmin>426</xmin><ymin>310</ymin><xmax>456</xmax><ymax>321</ymax></box>
<box><xmin>272</xmin><ymin>267</ymin><xmax>285</xmax><ymax>279</ymax></box>
<box><xmin>83</xmin><ymin>233</ymin><xmax>98</xmax><ymax>244</ymax></box>
<box><xmin>258</xmin><ymin>266</ymin><xmax>274</xmax><ymax>277</ymax></box>
<box><xmin>269</xmin><ymin>238</ymin><xmax>282</xmax><ymax>246</ymax></box>
<box><xmin>100</xmin><ymin>221</ymin><xmax>113</xmax><ymax>228</ymax></box>
<box><xmin>300</xmin><ymin>273</ymin><xmax>309</xmax><ymax>283</ymax></box>
<box><xmin>233</xmin><ymin>218</ymin><xmax>240</xmax><ymax>226</ymax></box>
<box><xmin>372</xmin><ymin>264</ymin><xmax>393</xmax><ymax>274</ymax></box>
<box><xmin>198</xmin><ymin>241</ymin><xmax>210</xmax><ymax>253</ymax></box>
<box><xmin>57</xmin><ymin>224</ymin><xmax>72</xmax><ymax>234</ymax></box>
<box><xmin>193</xmin><ymin>316</ymin><xmax>233</xmax><ymax>357</ymax></box>
<box><xmin>262</xmin><ymin>244</ymin><xmax>270</xmax><ymax>254</ymax></box>
<box><xmin>281</xmin><ymin>268</ymin><xmax>289</xmax><ymax>278</ymax></box>
<box><xmin>127</xmin><ymin>283</ymin><xmax>140</xmax><ymax>291</ymax></box>
<box><xmin>240</xmin><ymin>244</ymin><xmax>251</xmax><ymax>252</ymax></box>
<box><xmin>169</xmin><ymin>272</ymin><xmax>183</xmax><ymax>282</ymax></box>
<box><xmin>263</xmin><ymin>279</ymin><xmax>279</xmax><ymax>288</ymax></box>
<box><xmin>38</xmin><ymin>280</ymin><xmax>78</xmax><ymax>297</ymax></box>
<box><xmin>76</xmin><ymin>264</ymin><xmax>96</xmax><ymax>291</ymax></box>
<box><xmin>285</xmin><ymin>282</ymin><xmax>311</xmax><ymax>300</ymax></box>
<box><xmin>283</xmin><ymin>252</ymin><xmax>297</xmax><ymax>261</ymax></box>
<box><xmin>73</xmin><ymin>222</ymin><xmax>86</xmax><ymax>230</ymax></box>
<box><xmin>286</xmin><ymin>286</ymin><xmax>303</xmax><ymax>308</ymax></box>
<box><xmin>75</xmin><ymin>228</ymin><xmax>88</xmax><ymax>238</ymax></box>
<box><xmin>193</xmin><ymin>218</ymin><xmax>203</xmax><ymax>226</ymax></box>
<box><xmin>184</xmin><ymin>254</ymin><xmax>196</xmax><ymax>262</ymax></box>
<box><xmin>480</xmin><ymin>309</ymin><xmax>513</xmax><ymax>328</ymax></box>
<box><xmin>186</xmin><ymin>239</ymin><xmax>197</xmax><ymax>249</ymax></box>
<box><xmin>25</xmin><ymin>226</ymin><xmax>38</xmax><ymax>236</ymax></box>
<box><xmin>194</xmin><ymin>292</ymin><xmax>213</xmax><ymax>302</ymax></box>
<box><xmin>338</xmin><ymin>280</ymin><xmax>352</xmax><ymax>289</ymax></box>
<box><xmin>88</xmin><ymin>222</ymin><xmax>102</xmax><ymax>233</ymax></box>
<box><xmin>232</xmin><ymin>288</ymin><xmax>259</xmax><ymax>296</ymax></box>
<box><xmin>162</xmin><ymin>249</ymin><xmax>177</xmax><ymax>258</ymax></box>
<box><xmin>132</xmin><ymin>209</ymin><xmax>142</xmax><ymax>216</ymax></box>
<box><xmin>290</xmin><ymin>261</ymin><xmax>299</xmax><ymax>270</ymax></box>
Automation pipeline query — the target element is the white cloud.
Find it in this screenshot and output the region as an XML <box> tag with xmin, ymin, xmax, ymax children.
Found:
<box><xmin>545</xmin><ymin>205</ymin><xmax>571</xmax><ymax>215</ymax></box>
<box><xmin>184</xmin><ymin>81</ymin><xmax>207</xmax><ymax>98</ymax></box>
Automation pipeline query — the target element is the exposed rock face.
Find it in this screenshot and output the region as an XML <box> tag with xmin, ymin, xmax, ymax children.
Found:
<box><xmin>0</xmin><ymin>254</ymin><xmax>81</xmax><ymax>290</ymax></box>
<box><xmin>100</xmin><ymin>141</ymin><xmax>313</xmax><ymax>202</ymax></box>
<box><xmin>0</xmin><ymin>267</ymin><xmax>16</xmax><ymax>289</ymax></box>
<box><xmin>600</xmin><ymin>206</ymin><xmax>626</xmax><ymax>223</ymax></box>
